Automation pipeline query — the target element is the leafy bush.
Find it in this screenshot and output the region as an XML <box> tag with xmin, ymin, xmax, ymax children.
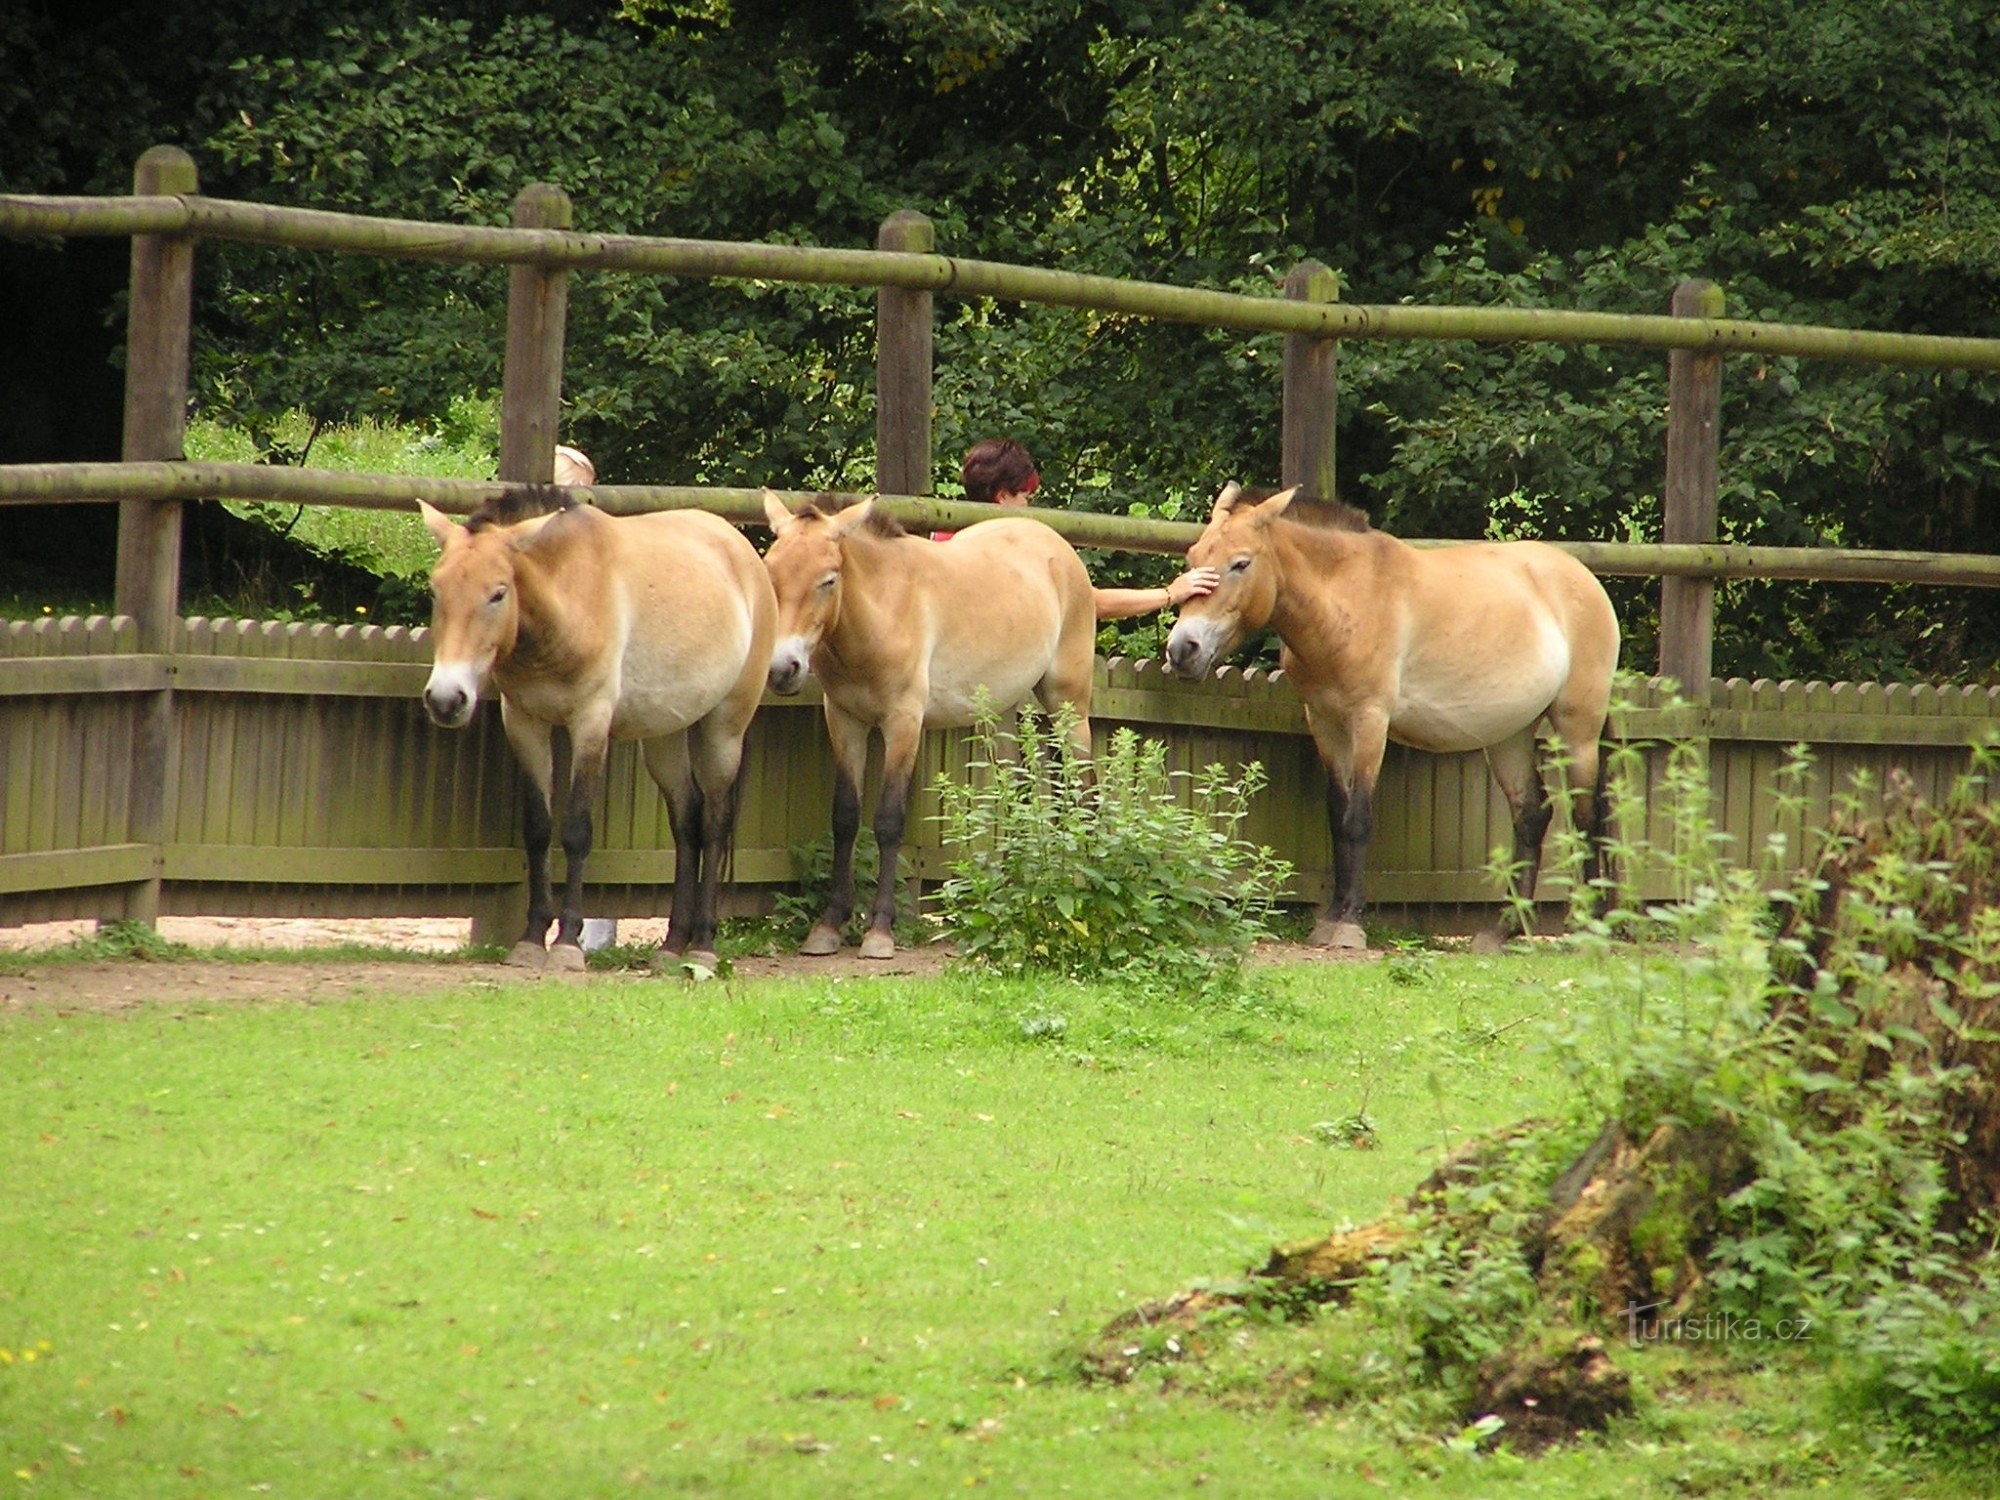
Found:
<box><xmin>1839</xmin><ymin>1269</ymin><xmax>2000</xmax><ymax>1450</ymax></box>
<box><xmin>931</xmin><ymin>704</ymin><xmax>1290</xmax><ymax>997</ymax></box>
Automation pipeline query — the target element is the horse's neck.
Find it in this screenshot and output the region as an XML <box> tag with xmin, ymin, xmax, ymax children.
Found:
<box><xmin>1266</xmin><ymin>522</ymin><xmax>1372</xmax><ymax>644</ymax></box>
<box><xmin>506</xmin><ymin>543</ymin><xmax>599</xmax><ymax>671</ymax></box>
<box><xmin>826</xmin><ymin>532</ymin><xmax>916</xmax><ymax>658</ymax></box>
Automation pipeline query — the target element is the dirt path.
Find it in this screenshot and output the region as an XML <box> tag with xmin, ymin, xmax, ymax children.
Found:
<box><xmin>0</xmin><ymin>917</ymin><xmax>1366</xmax><ymax>1015</ymax></box>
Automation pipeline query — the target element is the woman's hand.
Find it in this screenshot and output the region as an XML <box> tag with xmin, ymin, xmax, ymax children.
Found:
<box><xmin>1166</xmin><ymin>566</ymin><xmax>1221</xmax><ymax>606</ymax></box>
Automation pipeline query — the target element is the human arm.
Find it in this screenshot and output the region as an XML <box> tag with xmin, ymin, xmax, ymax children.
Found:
<box><xmin>1090</xmin><ymin>566</ymin><xmax>1221</xmax><ymax>621</ymax></box>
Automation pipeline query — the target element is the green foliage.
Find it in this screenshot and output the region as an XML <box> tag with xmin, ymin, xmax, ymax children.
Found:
<box><xmin>1839</xmin><ymin>1269</ymin><xmax>2000</xmax><ymax>1451</ymax></box>
<box><xmin>932</xmin><ymin>704</ymin><xmax>1291</xmax><ymax>996</ymax></box>
<box><xmin>189</xmin><ymin>404</ymin><xmax>495</xmax><ymax>590</ymax></box>
<box><xmin>10</xmin><ymin>0</ymin><xmax>2000</xmax><ymax>675</ymax></box>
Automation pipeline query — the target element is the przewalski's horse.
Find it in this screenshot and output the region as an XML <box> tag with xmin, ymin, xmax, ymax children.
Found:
<box><xmin>1165</xmin><ymin>483</ymin><xmax>1620</xmax><ymax>951</ymax></box>
<box><xmin>419</xmin><ymin>495</ymin><xmax>777</xmax><ymax>972</ymax></box>
<box><xmin>760</xmin><ymin>491</ymin><xmax>1098</xmax><ymax>959</ymax></box>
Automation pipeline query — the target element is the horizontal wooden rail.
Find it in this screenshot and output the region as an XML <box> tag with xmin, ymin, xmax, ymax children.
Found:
<box><xmin>8</xmin><ymin>191</ymin><xmax>2000</xmax><ymax>371</ymax></box>
<box><xmin>4</xmin><ymin>459</ymin><xmax>1999</xmax><ymax>585</ymax></box>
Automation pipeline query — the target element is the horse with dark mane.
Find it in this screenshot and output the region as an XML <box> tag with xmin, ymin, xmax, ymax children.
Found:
<box><xmin>418</xmin><ymin>479</ymin><xmax>775</xmax><ymax>973</ymax></box>
<box><xmin>1166</xmin><ymin>482</ymin><xmax>1620</xmax><ymax>950</ymax></box>
<box><xmin>761</xmin><ymin>491</ymin><xmax>1097</xmax><ymax>959</ymax></box>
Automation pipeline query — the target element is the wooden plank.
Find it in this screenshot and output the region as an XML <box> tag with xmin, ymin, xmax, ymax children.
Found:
<box><xmin>163</xmin><ymin>845</ymin><xmax>524</xmax><ymax>884</ymax></box>
<box><xmin>167</xmin><ymin>650</ymin><xmax>431</xmax><ymax>696</ymax></box>
<box><xmin>0</xmin><ymin>844</ymin><xmax>156</xmax><ymax>895</ymax></box>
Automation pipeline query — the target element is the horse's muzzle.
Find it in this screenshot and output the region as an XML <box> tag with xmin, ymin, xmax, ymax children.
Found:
<box><xmin>423</xmin><ymin>685</ymin><xmax>473</xmax><ymax>727</ymax></box>
<box><xmin>767</xmin><ymin>640</ymin><xmax>812</xmax><ymax>696</ymax></box>
<box><xmin>422</xmin><ymin>665</ymin><xmax>479</xmax><ymax>728</ymax></box>
<box><xmin>1164</xmin><ymin>623</ymin><xmax>1214</xmax><ymax>681</ymax></box>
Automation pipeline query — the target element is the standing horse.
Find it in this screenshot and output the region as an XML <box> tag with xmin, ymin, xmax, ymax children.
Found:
<box><xmin>1165</xmin><ymin>483</ymin><xmax>1619</xmax><ymax>951</ymax></box>
<box><xmin>761</xmin><ymin>492</ymin><xmax>1098</xmax><ymax>959</ymax></box>
<box><xmin>419</xmin><ymin>496</ymin><xmax>777</xmax><ymax>972</ymax></box>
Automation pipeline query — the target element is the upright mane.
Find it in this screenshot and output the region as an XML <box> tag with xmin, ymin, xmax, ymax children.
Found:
<box><xmin>466</xmin><ymin>486</ymin><xmax>579</xmax><ymax>533</ymax></box>
<box><xmin>795</xmin><ymin>495</ymin><xmax>908</xmax><ymax>540</ymax></box>
<box><xmin>1260</xmin><ymin>489</ymin><xmax>1371</xmax><ymax>533</ymax></box>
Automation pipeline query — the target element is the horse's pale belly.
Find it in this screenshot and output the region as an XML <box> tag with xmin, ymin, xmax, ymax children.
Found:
<box><xmin>924</xmin><ymin>658</ymin><xmax>1048</xmax><ymax>727</ymax></box>
<box><xmin>1390</xmin><ymin>613</ymin><xmax>1571</xmax><ymax>752</ymax></box>
<box><xmin>613</xmin><ymin>609</ymin><xmax>753</xmax><ymax>738</ymax></box>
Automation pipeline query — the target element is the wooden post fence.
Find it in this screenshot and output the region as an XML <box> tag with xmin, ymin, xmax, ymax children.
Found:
<box><xmin>477</xmin><ymin>181</ymin><xmax>574</xmax><ymax>945</ymax></box>
<box><xmin>875</xmin><ymin>210</ymin><xmax>935</xmax><ymax>497</ymax></box>
<box><xmin>1282</xmin><ymin>261</ymin><xmax>1341</xmax><ymax>500</ymax></box>
<box><xmin>1661</xmin><ymin>278</ymin><xmax>1726</xmax><ymax>694</ymax></box>
<box><xmin>113</xmin><ymin>145</ymin><xmax>200</xmax><ymax>926</ymax></box>
<box><xmin>497</xmin><ymin>182</ymin><xmax>573</xmax><ymax>486</ymax></box>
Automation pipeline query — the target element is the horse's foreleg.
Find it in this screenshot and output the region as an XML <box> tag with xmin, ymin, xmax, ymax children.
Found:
<box><xmin>1483</xmin><ymin>729</ymin><xmax>1552</xmax><ymax>949</ymax></box>
<box><xmin>500</xmin><ymin>705</ymin><xmax>557</xmax><ymax>968</ymax></box>
<box><xmin>548</xmin><ymin>717</ymin><xmax>612</xmax><ymax>973</ymax></box>
<box><xmin>1306</xmin><ymin>707</ymin><xmax>1382</xmax><ymax>952</ymax></box>
<box><xmin>859</xmin><ymin>711</ymin><xmax>924</xmax><ymax>960</ymax></box>
<box><xmin>804</xmin><ymin>705</ymin><xmax>871</xmax><ymax>956</ymax></box>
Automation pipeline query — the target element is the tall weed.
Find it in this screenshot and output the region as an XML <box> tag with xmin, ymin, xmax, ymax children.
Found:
<box><xmin>932</xmin><ymin>704</ymin><xmax>1290</xmax><ymax>997</ymax></box>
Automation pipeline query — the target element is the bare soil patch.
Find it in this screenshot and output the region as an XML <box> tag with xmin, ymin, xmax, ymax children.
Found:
<box><xmin>0</xmin><ymin>916</ymin><xmax>1370</xmax><ymax>1015</ymax></box>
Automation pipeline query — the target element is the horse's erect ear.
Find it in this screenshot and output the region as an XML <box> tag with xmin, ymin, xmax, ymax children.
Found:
<box><xmin>416</xmin><ymin>499</ymin><xmax>459</xmax><ymax>549</ymax></box>
<box><xmin>762</xmin><ymin>488</ymin><xmax>796</xmax><ymax>533</ymax></box>
<box><xmin>1251</xmin><ymin>486</ymin><xmax>1300</xmax><ymax>524</ymax></box>
<box><xmin>830</xmin><ymin>498</ymin><xmax>877</xmax><ymax>537</ymax></box>
<box><xmin>1208</xmin><ymin>480</ymin><xmax>1244</xmax><ymax>524</ymax></box>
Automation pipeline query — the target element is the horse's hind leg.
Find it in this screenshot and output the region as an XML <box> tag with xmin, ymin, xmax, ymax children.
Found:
<box><xmin>1480</xmin><ymin>726</ymin><xmax>1552</xmax><ymax>951</ymax></box>
<box><xmin>680</xmin><ymin>711</ymin><xmax>755</xmax><ymax>968</ymax></box>
<box><xmin>500</xmin><ymin>704</ymin><xmax>558</xmax><ymax>968</ymax></box>
<box><xmin>546</xmin><ymin>712</ymin><xmax>614</xmax><ymax>972</ymax></box>
<box><xmin>641</xmin><ymin>733</ymin><xmax>705</xmax><ymax>965</ymax></box>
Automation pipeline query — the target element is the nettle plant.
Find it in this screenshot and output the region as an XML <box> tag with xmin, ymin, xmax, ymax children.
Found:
<box><xmin>932</xmin><ymin>704</ymin><xmax>1291</xmax><ymax>997</ymax></box>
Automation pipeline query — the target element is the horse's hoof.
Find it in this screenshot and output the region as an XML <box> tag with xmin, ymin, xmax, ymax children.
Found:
<box><xmin>506</xmin><ymin>941</ymin><xmax>547</xmax><ymax>969</ymax></box>
<box><xmin>1309</xmin><ymin>919</ymin><xmax>1368</xmax><ymax>951</ymax></box>
<box><xmin>800</xmin><ymin>925</ymin><xmax>843</xmax><ymax>956</ymax></box>
<box><xmin>1469</xmin><ymin>930</ymin><xmax>1507</xmax><ymax>956</ymax></box>
<box><xmin>546</xmin><ymin>943</ymin><xmax>587</xmax><ymax>973</ymax></box>
<box><xmin>858</xmin><ymin>930</ymin><xmax>896</xmax><ymax>961</ymax></box>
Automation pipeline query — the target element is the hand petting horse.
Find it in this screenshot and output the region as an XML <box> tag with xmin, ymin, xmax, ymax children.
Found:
<box><xmin>419</xmin><ymin>493</ymin><xmax>776</xmax><ymax>973</ymax></box>
<box><xmin>761</xmin><ymin>491</ymin><xmax>1098</xmax><ymax>959</ymax></box>
<box><xmin>1166</xmin><ymin>482</ymin><xmax>1620</xmax><ymax>952</ymax></box>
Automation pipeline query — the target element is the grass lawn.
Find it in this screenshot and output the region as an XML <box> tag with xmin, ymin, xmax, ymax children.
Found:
<box><xmin>0</xmin><ymin>949</ymin><xmax>1973</xmax><ymax>1496</ymax></box>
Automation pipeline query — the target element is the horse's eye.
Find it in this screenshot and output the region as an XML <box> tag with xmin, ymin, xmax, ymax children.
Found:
<box><xmin>1228</xmin><ymin>556</ymin><xmax>1252</xmax><ymax>573</ymax></box>
<box><xmin>487</xmin><ymin>585</ymin><xmax>508</xmax><ymax>606</ymax></box>
<box><xmin>816</xmin><ymin>573</ymin><xmax>838</xmax><ymax>592</ymax></box>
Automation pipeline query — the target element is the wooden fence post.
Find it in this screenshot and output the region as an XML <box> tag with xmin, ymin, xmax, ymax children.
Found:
<box><xmin>1281</xmin><ymin>261</ymin><xmax>1340</xmax><ymax>499</ymax></box>
<box><xmin>113</xmin><ymin>145</ymin><xmax>199</xmax><ymax>927</ymax></box>
<box><xmin>1660</xmin><ymin>278</ymin><xmax>1725</xmax><ymax>696</ymax></box>
<box><xmin>497</xmin><ymin>183</ymin><xmax>573</xmax><ymax>484</ymax></box>
<box><xmin>875</xmin><ymin>210</ymin><xmax>934</xmax><ymax>496</ymax></box>
<box><xmin>476</xmin><ymin>182</ymin><xmax>572</xmax><ymax>948</ymax></box>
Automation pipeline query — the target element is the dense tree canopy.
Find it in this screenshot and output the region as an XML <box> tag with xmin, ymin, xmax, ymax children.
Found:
<box><xmin>6</xmin><ymin>0</ymin><xmax>1999</xmax><ymax>677</ymax></box>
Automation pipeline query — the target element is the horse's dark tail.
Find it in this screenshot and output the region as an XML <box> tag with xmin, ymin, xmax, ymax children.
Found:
<box><xmin>710</xmin><ymin>772</ymin><xmax>745</xmax><ymax>891</ymax></box>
